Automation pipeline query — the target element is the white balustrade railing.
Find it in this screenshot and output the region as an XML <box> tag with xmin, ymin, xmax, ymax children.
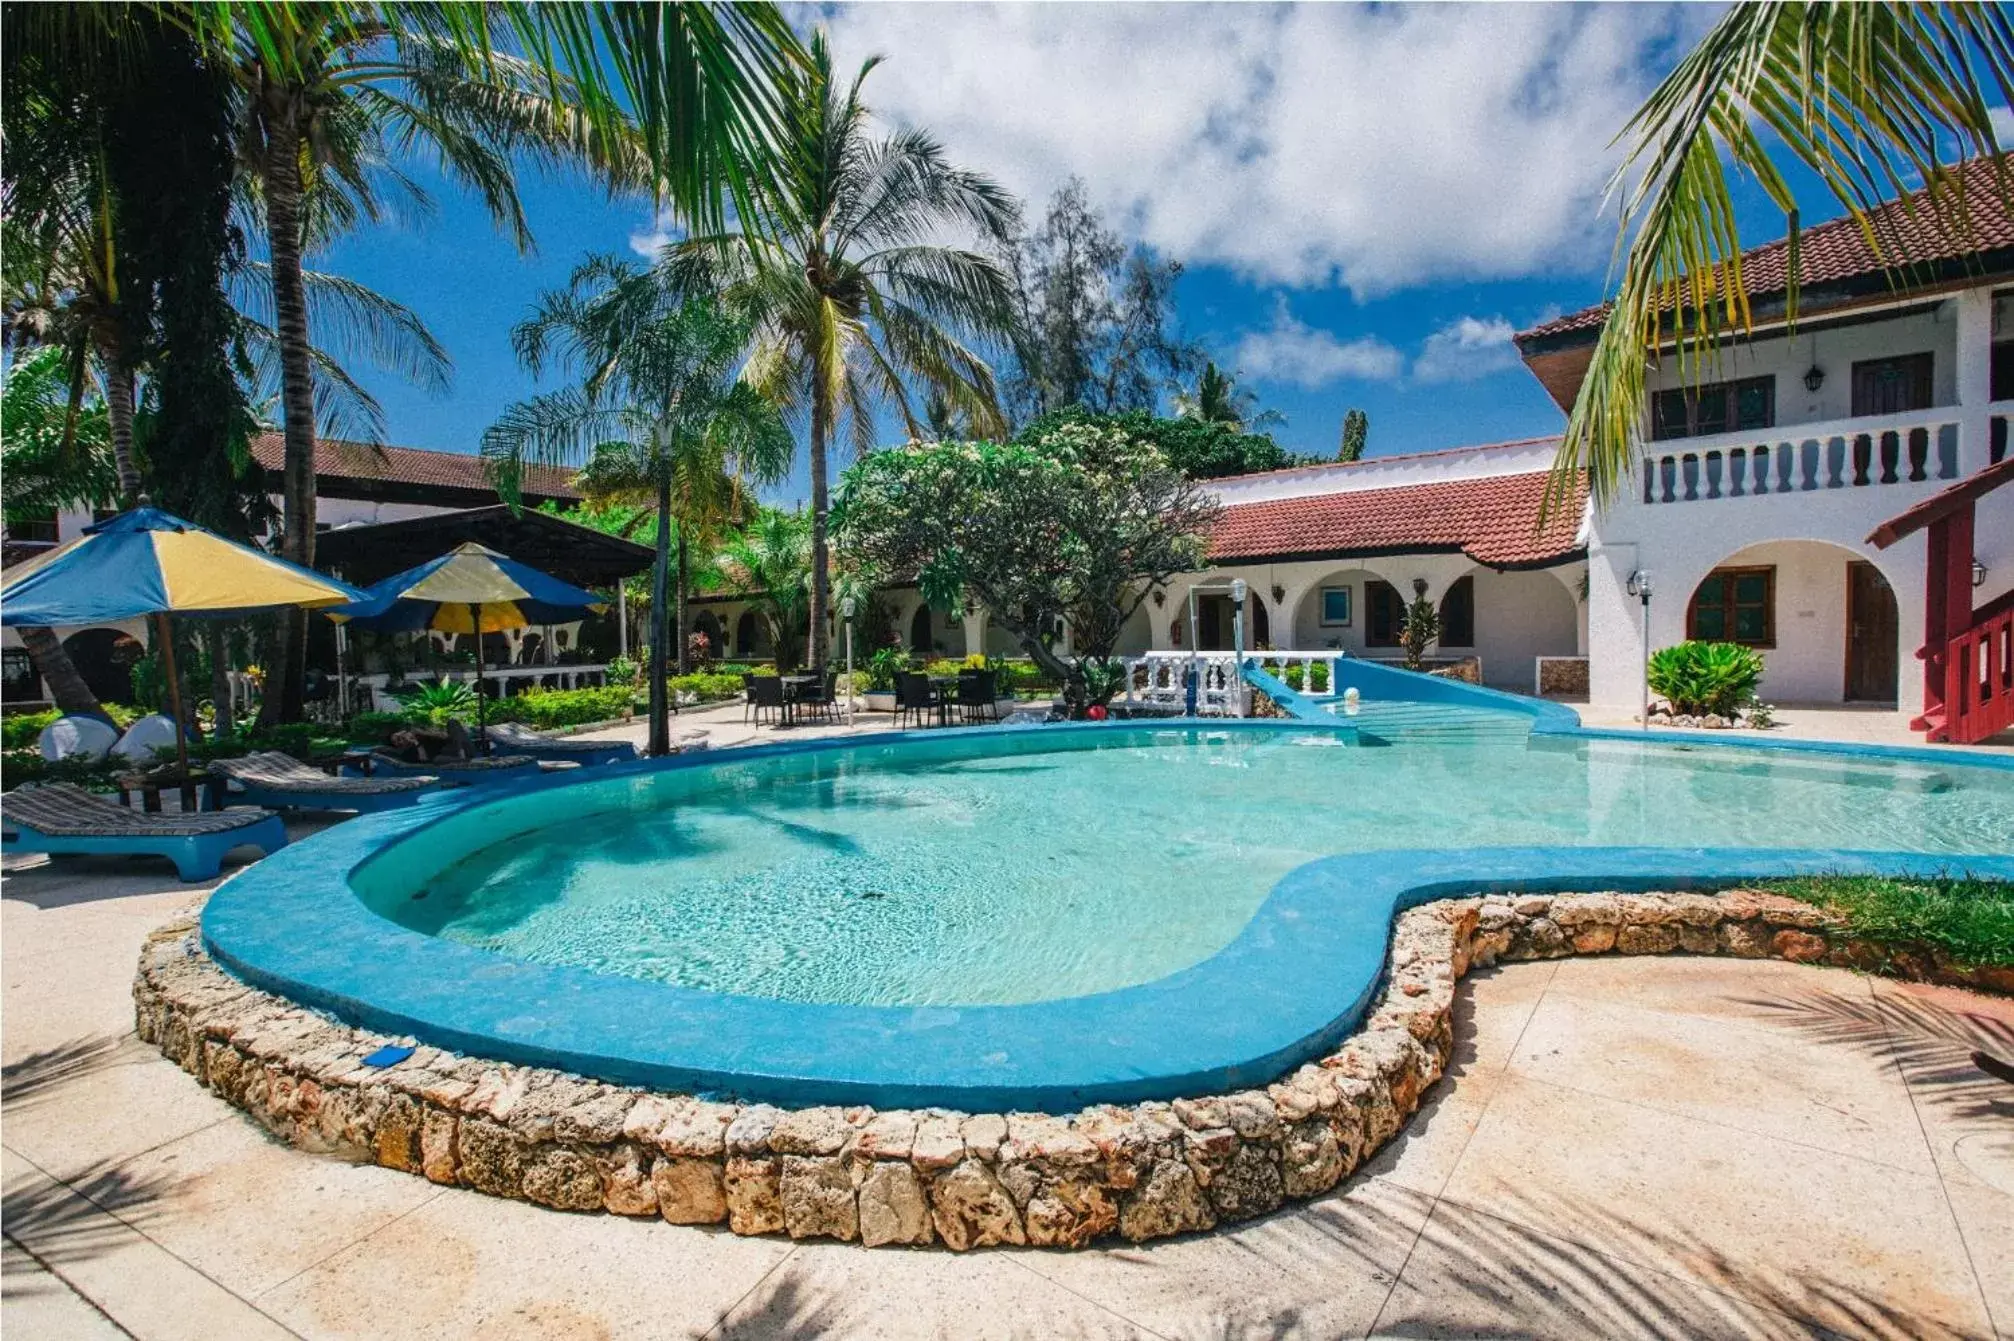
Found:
<box><xmin>1120</xmin><ymin>650</ymin><xmax>1351</xmax><ymax>716</ymax></box>
<box><xmin>360</xmin><ymin>664</ymin><xmax>609</xmax><ymax>713</ymax></box>
<box><xmin>1639</xmin><ymin>407</ymin><xmax>1964</xmax><ymax>507</ymax></box>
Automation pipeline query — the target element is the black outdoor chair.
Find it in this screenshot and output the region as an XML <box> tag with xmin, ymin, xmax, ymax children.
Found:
<box><xmin>741</xmin><ymin>671</ymin><xmax>761</xmax><ymax>723</ymax></box>
<box><xmin>894</xmin><ymin>671</ymin><xmax>942</xmax><ymax>728</ymax></box>
<box><xmin>955</xmin><ymin>670</ymin><xmax>999</xmax><ymax>724</ymax></box>
<box><xmin>746</xmin><ymin>674</ymin><xmax>786</xmax><ymax>727</ymax></box>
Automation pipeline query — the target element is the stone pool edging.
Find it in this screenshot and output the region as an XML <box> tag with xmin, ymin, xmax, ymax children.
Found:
<box><xmin>135</xmin><ymin>889</ymin><xmax>2010</xmax><ymax>1251</ymax></box>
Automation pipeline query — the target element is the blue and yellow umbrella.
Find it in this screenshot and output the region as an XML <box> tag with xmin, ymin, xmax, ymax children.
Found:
<box><xmin>327</xmin><ymin>543</ymin><xmax>606</xmax><ymax>747</ymax></box>
<box><xmin>1</xmin><ymin>507</ymin><xmax>368</xmax><ymax>770</ymax></box>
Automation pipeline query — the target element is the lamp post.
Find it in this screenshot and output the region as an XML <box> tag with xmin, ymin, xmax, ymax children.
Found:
<box><xmin>841</xmin><ymin>595</ymin><xmax>856</xmax><ymax>729</ymax></box>
<box><xmin>1626</xmin><ymin>569</ymin><xmax>1653</xmax><ymax>729</ymax></box>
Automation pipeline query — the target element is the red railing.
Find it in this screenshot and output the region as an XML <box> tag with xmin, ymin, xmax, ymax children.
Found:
<box><xmin>1942</xmin><ymin>590</ymin><xmax>2014</xmax><ymax>745</ymax></box>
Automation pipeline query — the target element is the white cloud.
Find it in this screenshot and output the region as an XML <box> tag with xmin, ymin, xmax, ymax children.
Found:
<box><xmin>628</xmin><ymin>209</ymin><xmax>683</xmax><ymax>258</ymax></box>
<box><xmin>1413</xmin><ymin>315</ymin><xmax>1521</xmax><ymax>383</ymax></box>
<box><xmin>1232</xmin><ymin>299</ymin><xmax>1402</xmax><ymax>388</ymax></box>
<box><xmin>818</xmin><ymin>3</ymin><xmax>1708</xmax><ymax>295</ymax></box>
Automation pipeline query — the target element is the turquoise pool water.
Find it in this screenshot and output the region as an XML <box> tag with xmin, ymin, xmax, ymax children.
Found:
<box><xmin>352</xmin><ymin>726</ymin><xmax>2014</xmax><ymax>1010</ymax></box>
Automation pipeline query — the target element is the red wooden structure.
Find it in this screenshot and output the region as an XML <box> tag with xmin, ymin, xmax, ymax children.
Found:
<box><xmin>1868</xmin><ymin>455</ymin><xmax>2014</xmax><ymax>744</ymax></box>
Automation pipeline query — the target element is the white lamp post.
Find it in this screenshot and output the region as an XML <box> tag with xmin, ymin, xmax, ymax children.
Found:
<box><xmin>1626</xmin><ymin>568</ymin><xmax>1653</xmax><ymax>729</ymax></box>
<box><xmin>841</xmin><ymin>595</ymin><xmax>856</xmax><ymax>729</ymax></box>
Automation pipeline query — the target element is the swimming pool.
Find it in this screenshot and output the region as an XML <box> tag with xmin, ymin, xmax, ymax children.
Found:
<box><xmin>355</xmin><ymin>726</ymin><xmax>2012</xmax><ymax>1008</ymax></box>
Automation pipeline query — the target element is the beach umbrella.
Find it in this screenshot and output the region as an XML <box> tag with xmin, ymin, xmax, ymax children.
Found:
<box><xmin>325</xmin><ymin>542</ymin><xmax>605</xmax><ymax>749</ymax></box>
<box><xmin>1</xmin><ymin>507</ymin><xmax>368</xmax><ymax>771</ymax></box>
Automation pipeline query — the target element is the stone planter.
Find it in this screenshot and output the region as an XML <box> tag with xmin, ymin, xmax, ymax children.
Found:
<box><xmin>862</xmin><ymin>691</ymin><xmax>896</xmax><ymax>712</ymax></box>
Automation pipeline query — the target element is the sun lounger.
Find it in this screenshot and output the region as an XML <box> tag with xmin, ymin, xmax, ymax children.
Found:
<box><xmin>2</xmin><ymin>782</ymin><xmax>286</xmax><ymax>881</ymax></box>
<box><xmin>209</xmin><ymin>751</ymin><xmax>442</xmax><ymax>813</ymax></box>
<box><xmin>484</xmin><ymin>721</ymin><xmax>639</xmax><ymax>765</ymax></box>
<box><xmin>369</xmin><ymin>749</ymin><xmax>538</xmax><ymax>783</ymax></box>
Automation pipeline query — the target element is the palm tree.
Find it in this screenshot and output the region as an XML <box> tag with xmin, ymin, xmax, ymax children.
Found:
<box><xmin>669</xmin><ymin>31</ymin><xmax>1019</xmax><ymax>669</ymax></box>
<box><xmin>716</xmin><ymin>507</ymin><xmax>814</xmax><ymax>668</ymax></box>
<box><xmin>1175</xmin><ymin>361</ymin><xmax>1283</xmax><ymax>432</ymax></box>
<box><xmin>1555</xmin><ymin>4</ymin><xmax>2014</xmax><ymax>510</ymax></box>
<box><xmin>483</xmin><ymin>274</ymin><xmax>793</xmax><ymax>755</ymax></box>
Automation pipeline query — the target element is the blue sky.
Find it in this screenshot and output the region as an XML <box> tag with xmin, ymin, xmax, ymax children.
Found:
<box><xmin>314</xmin><ymin>3</ymin><xmax>1936</xmax><ymax>501</ymax></box>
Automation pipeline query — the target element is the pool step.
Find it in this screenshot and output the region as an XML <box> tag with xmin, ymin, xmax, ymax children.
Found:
<box><xmin>1332</xmin><ymin>700</ymin><xmax>1534</xmax><ymax>744</ymax></box>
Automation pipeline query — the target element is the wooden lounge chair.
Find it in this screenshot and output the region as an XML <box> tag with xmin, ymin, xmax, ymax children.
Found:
<box><xmin>369</xmin><ymin>749</ymin><xmax>538</xmax><ymax>783</ymax></box>
<box><xmin>2</xmin><ymin>782</ymin><xmax>286</xmax><ymax>881</ymax></box>
<box><xmin>209</xmin><ymin>751</ymin><xmax>442</xmax><ymax>814</ymax></box>
<box><xmin>484</xmin><ymin>722</ymin><xmax>639</xmax><ymax>765</ymax></box>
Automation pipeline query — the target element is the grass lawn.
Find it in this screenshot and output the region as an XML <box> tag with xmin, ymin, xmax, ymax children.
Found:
<box><xmin>1765</xmin><ymin>874</ymin><xmax>2014</xmax><ymax>969</ymax></box>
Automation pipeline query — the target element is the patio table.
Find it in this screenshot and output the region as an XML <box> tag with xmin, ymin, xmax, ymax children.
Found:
<box><xmin>778</xmin><ymin>674</ymin><xmax>819</xmax><ymax>728</ymax></box>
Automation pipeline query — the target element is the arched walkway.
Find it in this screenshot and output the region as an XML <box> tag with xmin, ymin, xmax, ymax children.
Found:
<box><xmin>61</xmin><ymin>628</ymin><xmax>144</xmax><ymax>705</ymax></box>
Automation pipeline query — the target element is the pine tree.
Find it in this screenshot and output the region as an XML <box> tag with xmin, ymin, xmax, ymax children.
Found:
<box><xmin>1338</xmin><ymin>408</ymin><xmax>1368</xmax><ymax>462</ymax></box>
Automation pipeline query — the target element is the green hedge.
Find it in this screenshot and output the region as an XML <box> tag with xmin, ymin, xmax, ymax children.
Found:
<box><xmin>492</xmin><ymin>685</ymin><xmax>639</xmax><ymax>729</ymax></box>
<box><xmin>668</xmin><ymin>672</ymin><xmax>744</xmax><ymax>703</ymax></box>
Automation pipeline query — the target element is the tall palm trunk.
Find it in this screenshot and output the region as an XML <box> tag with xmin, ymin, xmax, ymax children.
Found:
<box><xmin>206</xmin><ymin>625</ymin><xmax>235</xmax><ymax>737</ymax></box>
<box><xmin>646</xmin><ymin>476</ymin><xmax>673</xmax><ymax>755</ymax></box>
<box><xmin>100</xmin><ymin>353</ymin><xmax>141</xmax><ymax>505</ymax></box>
<box><xmin>806</xmin><ymin>376</ymin><xmax>830</xmax><ymax>671</ymax></box>
<box><xmin>19</xmin><ymin>627</ymin><xmax>102</xmax><ymax>715</ymax></box>
<box><xmin>674</xmin><ymin>528</ymin><xmax>691</xmax><ymax>676</ymax></box>
<box><xmin>258</xmin><ymin>108</ymin><xmax>318</xmax><ymax>726</ymax></box>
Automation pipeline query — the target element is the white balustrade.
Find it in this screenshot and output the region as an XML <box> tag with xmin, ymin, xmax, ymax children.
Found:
<box><xmin>359</xmin><ymin>664</ymin><xmax>610</xmax><ymax>713</ymax></box>
<box><xmin>1638</xmin><ymin>407</ymin><xmax>1964</xmax><ymax>507</ymax></box>
<box><xmin>1120</xmin><ymin>650</ymin><xmax>1350</xmax><ymax>716</ymax></box>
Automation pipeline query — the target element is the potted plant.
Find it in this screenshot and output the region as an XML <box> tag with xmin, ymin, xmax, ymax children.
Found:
<box><xmin>861</xmin><ymin>646</ymin><xmax>905</xmax><ymax>711</ymax></box>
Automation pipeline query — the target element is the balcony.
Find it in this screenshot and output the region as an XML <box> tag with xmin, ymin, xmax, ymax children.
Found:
<box><xmin>1637</xmin><ymin>407</ymin><xmax>1979</xmax><ymax>507</ymax></box>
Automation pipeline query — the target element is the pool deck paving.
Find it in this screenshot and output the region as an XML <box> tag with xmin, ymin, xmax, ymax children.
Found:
<box><xmin>4</xmin><ymin>711</ymin><xmax>2013</xmax><ymax>1338</ymax></box>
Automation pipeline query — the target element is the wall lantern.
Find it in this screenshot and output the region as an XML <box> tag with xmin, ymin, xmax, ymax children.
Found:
<box><xmin>1802</xmin><ymin>365</ymin><xmax>1826</xmax><ymax>394</ymax></box>
<box><xmin>1151</xmin><ymin>588</ymin><xmax>1166</xmax><ymax>608</ymax></box>
<box><xmin>1271</xmin><ymin>583</ymin><xmax>1285</xmax><ymax>605</ymax></box>
<box><xmin>1975</xmin><ymin>559</ymin><xmax>1989</xmax><ymax>588</ymax></box>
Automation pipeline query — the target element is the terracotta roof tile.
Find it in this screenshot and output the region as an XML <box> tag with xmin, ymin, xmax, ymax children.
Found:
<box><xmin>1519</xmin><ymin>154</ymin><xmax>2014</xmax><ymax>342</ymax></box>
<box><xmin>248</xmin><ymin>433</ymin><xmax>578</xmax><ymax>500</ymax></box>
<box><xmin>1210</xmin><ymin>469</ymin><xmax>1586</xmax><ymax>568</ymax></box>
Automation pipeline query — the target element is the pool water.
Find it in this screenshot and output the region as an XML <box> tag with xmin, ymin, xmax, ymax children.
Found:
<box><xmin>352</xmin><ymin>727</ymin><xmax>2014</xmax><ymax>1009</ymax></box>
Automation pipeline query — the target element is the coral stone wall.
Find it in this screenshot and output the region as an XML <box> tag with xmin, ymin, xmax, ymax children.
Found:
<box><xmin>135</xmin><ymin>890</ymin><xmax>2008</xmax><ymax>1250</ymax></box>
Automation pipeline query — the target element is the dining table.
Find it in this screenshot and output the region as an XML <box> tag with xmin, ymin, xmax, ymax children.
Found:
<box><xmin>778</xmin><ymin>674</ymin><xmax>820</xmax><ymax>727</ymax></box>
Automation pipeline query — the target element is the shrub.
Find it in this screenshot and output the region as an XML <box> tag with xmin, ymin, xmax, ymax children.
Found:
<box><xmin>1647</xmin><ymin>641</ymin><xmax>1765</xmax><ymax>717</ymax></box>
<box><xmin>667</xmin><ymin>672</ymin><xmax>743</xmax><ymax>703</ymax></box>
<box><xmin>1400</xmin><ymin>594</ymin><xmax>1441</xmax><ymax>671</ymax></box>
<box><xmin>2</xmin><ymin>748</ymin><xmax>123</xmax><ymax>792</ymax></box>
<box><xmin>170</xmin><ymin>725</ymin><xmax>349</xmax><ymax>767</ymax></box>
<box><xmin>494</xmin><ymin>685</ymin><xmax>637</xmax><ymax>729</ymax></box>
<box><xmin>345</xmin><ymin>711</ymin><xmax>417</xmax><ymax>743</ymax></box>
<box><xmin>605</xmin><ymin>655</ymin><xmax>641</xmax><ymax>687</ymax></box>
<box><xmin>715</xmin><ymin>662</ymin><xmax>756</xmax><ymax>678</ymax></box>
<box><xmin>1277</xmin><ymin>662</ymin><xmax>1331</xmax><ymax>694</ymax></box>
<box><xmin>397</xmin><ymin>678</ymin><xmax>479</xmax><ymax>727</ymax></box>
<box><xmin>2</xmin><ymin>709</ymin><xmax>61</xmax><ymax>750</ymax></box>
<box><xmin>864</xmin><ymin>646</ymin><xmax>907</xmax><ymax>692</ymax></box>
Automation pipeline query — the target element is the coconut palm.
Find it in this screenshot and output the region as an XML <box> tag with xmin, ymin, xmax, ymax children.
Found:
<box><xmin>668</xmin><ymin>31</ymin><xmax>1019</xmax><ymax>669</ymax></box>
<box><xmin>1555</xmin><ymin>3</ymin><xmax>2014</xmax><ymax>511</ymax></box>
<box><xmin>483</xmin><ymin>275</ymin><xmax>794</xmax><ymax>755</ymax></box>
<box><xmin>1175</xmin><ymin>361</ymin><xmax>1283</xmax><ymax>432</ymax></box>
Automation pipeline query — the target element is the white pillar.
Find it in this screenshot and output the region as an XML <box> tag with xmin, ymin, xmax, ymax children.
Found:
<box><xmin>960</xmin><ymin>608</ymin><xmax>988</xmax><ymax>658</ymax></box>
<box><xmin>1954</xmin><ymin>288</ymin><xmax>1994</xmax><ymax>473</ymax></box>
<box><xmin>617</xmin><ymin>585</ymin><xmax>629</xmax><ymax>659</ymax></box>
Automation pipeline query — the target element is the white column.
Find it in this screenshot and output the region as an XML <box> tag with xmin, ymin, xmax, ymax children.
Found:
<box><xmin>960</xmin><ymin>608</ymin><xmax>988</xmax><ymax>658</ymax></box>
<box><xmin>617</xmin><ymin>585</ymin><xmax>629</xmax><ymax>659</ymax></box>
<box><xmin>1954</xmin><ymin>288</ymin><xmax>1994</xmax><ymax>473</ymax></box>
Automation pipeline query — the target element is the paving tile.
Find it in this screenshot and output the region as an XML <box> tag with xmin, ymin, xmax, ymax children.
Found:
<box><xmin>1015</xmin><ymin>1173</ymin><xmax>1431</xmax><ymax>1340</ymax></box>
<box><xmin>112</xmin><ymin>1117</ymin><xmax>443</xmax><ymax>1299</ymax></box>
<box><xmin>711</xmin><ymin>1242</ymin><xmax>1148</xmax><ymax>1341</ymax></box>
<box><xmin>2</xmin><ymin>1147</ymin><xmax>296</xmax><ymax>1341</ymax></box>
<box><xmin>1</xmin><ymin>1238</ymin><xmax>129</xmax><ymax>1341</ymax></box>
<box><xmin>1542</xmin><ymin>951</ymin><xmax>1871</xmax><ymax>1026</ymax></box>
<box><xmin>1942</xmin><ymin>1176</ymin><xmax>2014</xmax><ymax>1340</ymax></box>
<box><xmin>1</xmin><ymin>1047</ymin><xmax>237</xmax><ymax>1182</ymax></box>
<box><xmin>1438</xmin><ymin>1071</ymin><xmax>1993</xmax><ymax>1339</ymax></box>
<box><xmin>1373</xmin><ymin>1198</ymin><xmax>1832</xmax><ymax>1340</ymax></box>
<box><xmin>1509</xmin><ymin>990</ymin><xmax>1935</xmax><ymax>1174</ymax></box>
<box><xmin>1865</xmin><ymin>976</ymin><xmax>2014</xmax><ymax>1194</ymax></box>
<box><xmin>257</xmin><ymin>1182</ymin><xmax>794</xmax><ymax>1340</ymax></box>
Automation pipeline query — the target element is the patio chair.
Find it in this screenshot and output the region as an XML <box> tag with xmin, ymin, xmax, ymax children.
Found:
<box><xmin>369</xmin><ymin>748</ymin><xmax>538</xmax><ymax>784</ymax></box>
<box><xmin>210</xmin><ymin>751</ymin><xmax>443</xmax><ymax>814</ymax></box>
<box><xmin>894</xmin><ymin>672</ymin><xmax>943</xmax><ymax>728</ymax></box>
<box><xmin>2</xmin><ymin>782</ymin><xmax>286</xmax><ymax>881</ymax></box>
<box><xmin>795</xmin><ymin>669</ymin><xmax>838</xmax><ymax>723</ymax></box>
<box><xmin>955</xmin><ymin>670</ymin><xmax>1000</xmax><ymax>725</ymax></box>
<box><xmin>484</xmin><ymin>721</ymin><xmax>639</xmax><ymax>766</ymax></box>
<box><xmin>741</xmin><ymin>672</ymin><xmax>761</xmax><ymax>723</ymax></box>
<box><xmin>746</xmin><ymin>674</ymin><xmax>786</xmax><ymax>727</ymax></box>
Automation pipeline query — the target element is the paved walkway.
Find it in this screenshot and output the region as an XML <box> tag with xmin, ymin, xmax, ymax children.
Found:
<box><xmin>4</xmin><ymin>833</ymin><xmax>2009</xmax><ymax>1338</ymax></box>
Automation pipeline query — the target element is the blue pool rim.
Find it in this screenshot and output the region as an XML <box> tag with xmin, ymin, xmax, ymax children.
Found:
<box><xmin>201</xmin><ymin>716</ymin><xmax>2014</xmax><ymax>1113</ymax></box>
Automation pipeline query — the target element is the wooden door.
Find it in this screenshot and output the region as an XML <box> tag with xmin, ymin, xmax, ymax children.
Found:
<box><xmin>1851</xmin><ymin>353</ymin><xmax>1933</xmax><ymax>417</ymax></box>
<box><xmin>1845</xmin><ymin>561</ymin><xmax>1899</xmax><ymax>702</ymax></box>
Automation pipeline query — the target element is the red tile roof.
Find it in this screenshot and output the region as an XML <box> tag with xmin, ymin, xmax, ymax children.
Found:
<box><xmin>1210</xmin><ymin>469</ymin><xmax>1586</xmax><ymax>568</ymax></box>
<box><xmin>1519</xmin><ymin>154</ymin><xmax>2014</xmax><ymax>343</ymax></box>
<box><xmin>248</xmin><ymin>433</ymin><xmax>579</xmax><ymax>501</ymax></box>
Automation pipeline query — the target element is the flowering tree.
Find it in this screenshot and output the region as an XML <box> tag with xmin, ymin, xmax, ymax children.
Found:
<box><xmin>834</xmin><ymin>417</ymin><xmax>1218</xmax><ymax>714</ymax></box>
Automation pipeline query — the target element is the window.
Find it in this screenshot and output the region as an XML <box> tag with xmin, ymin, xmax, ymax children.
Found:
<box><xmin>1992</xmin><ymin>341</ymin><xmax>2014</xmax><ymax>402</ymax></box>
<box><xmin>1366</xmin><ymin>580</ymin><xmax>1405</xmax><ymax>647</ymax></box>
<box><xmin>1318</xmin><ymin>586</ymin><xmax>1352</xmax><ymax>627</ymax></box>
<box><xmin>4</xmin><ymin>509</ymin><xmax>59</xmax><ymax>545</ymax></box>
<box><xmin>1850</xmin><ymin>352</ymin><xmax>1933</xmax><ymax>417</ymax></box>
<box><xmin>1439</xmin><ymin>576</ymin><xmax>1475</xmax><ymax>648</ymax></box>
<box><xmin>1650</xmin><ymin>375</ymin><xmax>1775</xmax><ymax>441</ymax></box>
<box><xmin>1687</xmin><ymin>566</ymin><xmax>1775</xmax><ymax>647</ymax></box>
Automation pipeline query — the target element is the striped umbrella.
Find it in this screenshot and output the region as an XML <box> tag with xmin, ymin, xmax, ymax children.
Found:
<box><xmin>326</xmin><ymin>543</ymin><xmax>606</xmax><ymax>748</ymax></box>
<box><xmin>2</xmin><ymin>507</ymin><xmax>367</xmax><ymax>770</ymax></box>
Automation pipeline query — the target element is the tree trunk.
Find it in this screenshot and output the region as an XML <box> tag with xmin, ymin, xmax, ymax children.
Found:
<box><xmin>207</xmin><ymin>624</ymin><xmax>235</xmax><ymax>738</ymax></box>
<box><xmin>101</xmin><ymin>353</ymin><xmax>142</xmax><ymax>506</ymax></box>
<box><xmin>806</xmin><ymin>377</ymin><xmax>831</xmax><ymax>671</ymax></box>
<box><xmin>674</xmin><ymin>528</ymin><xmax>690</xmax><ymax>676</ymax></box>
<box><xmin>257</xmin><ymin>110</ymin><xmax>318</xmax><ymax>727</ymax></box>
<box><xmin>18</xmin><ymin>627</ymin><xmax>102</xmax><ymax>716</ymax></box>
<box><xmin>646</xmin><ymin>477</ymin><xmax>673</xmax><ymax>755</ymax></box>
